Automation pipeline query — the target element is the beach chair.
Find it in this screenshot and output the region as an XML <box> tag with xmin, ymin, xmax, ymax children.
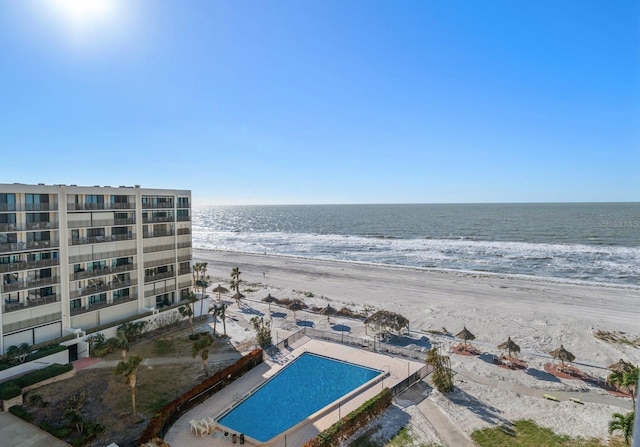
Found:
<box><xmin>543</xmin><ymin>394</ymin><xmax>559</xmax><ymax>402</ymax></box>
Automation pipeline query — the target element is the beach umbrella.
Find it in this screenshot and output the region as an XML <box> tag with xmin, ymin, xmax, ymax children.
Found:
<box><xmin>212</xmin><ymin>284</ymin><xmax>229</xmax><ymax>301</ymax></box>
<box><xmin>549</xmin><ymin>344</ymin><xmax>575</xmax><ymax>366</ymax></box>
<box><xmin>321</xmin><ymin>304</ymin><xmax>337</xmax><ymax>323</ymax></box>
<box><xmin>497</xmin><ymin>337</ymin><xmax>521</xmax><ymax>358</ymax></box>
<box><xmin>288</xmin><ymin>299</ymin><xmax>304</xmax><ymax>320</ymax></box>
<box><xmin>456</xmin><ymin>326</ymin><xmax>476</xmax><ymax>347</ymax></box>
<box><xmin>231</xmin><ymin>292</ymin><xmax>245</xmax><ymax>307</ymax></box>
<box><xmin>364</xmin><ymin>310</ymin><xmax>409</xmax><ymax>336</ymax></box>
<box><xmin>608</xmin><ymin>358</ymin><xmax>635</xmax><ymax>373</ymax></box>
<box><xmin>262</xmin><ymin>293</ymin><xmax>278</xmax><ymax>314</ymax></box>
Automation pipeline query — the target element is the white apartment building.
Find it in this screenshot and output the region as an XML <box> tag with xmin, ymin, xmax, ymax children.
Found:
<box><xmin>0</xmin><ymin>183</ymin><xmax>192</xmax><ymax>357</ymax></box>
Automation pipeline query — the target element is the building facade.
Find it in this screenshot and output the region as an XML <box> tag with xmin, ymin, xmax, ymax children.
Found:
<box><xmin>0</xmin><ymin>184</ymin><xmax>192</xmax><ymax>355</ymax></box>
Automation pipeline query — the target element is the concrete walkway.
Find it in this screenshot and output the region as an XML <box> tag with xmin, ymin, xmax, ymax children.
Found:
<box><xmin>0</xmin><ymin>412</ymin><xmax>71</xmax><ymax>447</ymax></box>
<box><xmin>81</xmin><ymin>351</ymin><xmax>243</xmax><ymax>369</ymax></box>
<box><xmin>415</xmin><ymin>397</ymin><xmax>475</xmax><ymax>447</ymax></box>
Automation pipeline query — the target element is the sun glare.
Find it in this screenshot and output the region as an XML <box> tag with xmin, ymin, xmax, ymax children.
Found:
<box><xmin>46</xmin><ymin>0</ymin><xmax>118</xmax><ymax>29</ymax></box>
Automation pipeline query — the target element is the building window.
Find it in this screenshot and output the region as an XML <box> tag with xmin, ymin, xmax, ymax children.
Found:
<box><xmin>71</xmin><ymin>298</ymin><xmax>82</xmax><ymax>309</ymax></box>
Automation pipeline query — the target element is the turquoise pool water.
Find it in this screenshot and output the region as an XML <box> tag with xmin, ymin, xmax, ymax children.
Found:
<box><xmin>217</xmin><ymin>352</ymin><xmax>381</xmax><ymax>442</ymax></box>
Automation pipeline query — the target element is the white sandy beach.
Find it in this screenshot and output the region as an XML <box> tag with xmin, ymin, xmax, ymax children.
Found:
<box><xmin>193</xmin><ymin>248</ymin><xmax>639</xmax><ymax>445</ymax></box>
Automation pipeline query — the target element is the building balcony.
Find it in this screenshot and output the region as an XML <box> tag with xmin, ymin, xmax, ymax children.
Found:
<box><xmin>70</xmin><ymin>278</ymin><xmax>138</xmax><ymax>299</ymax></box>
<box><xmin>68</xmin><ymin>218</ymin><xmax>135</xmax><ymax>229</ymax></box>
<box><xmin>70</xmin><ymin>293</ymin><xmax>138</xmax><ymax>316</ymax></box>
<box><xmin>68</xmin><ymin>247</ymin><xmax>137</xmax><ymax>264</ymax></box>
<box><xmin>143</xmin><ymin>231</ymin><xmax>175</xmax><ymax>239</ymax></box>
<box><xmin>142</xmin><ymin>202</ymin><xmax>174</xmax><ymax>209</ymax></box>
<box><xmin>70</xmin><ymin>263</ymin><xmax>136</xmax><ymax>281</ymax></box>
<box><xmin>144</xmin><ymin>283</ymin><xmax>176</xmax><ymax>298</ymax></box>
<box><xmin>176</xmin><ymin>215</ymin><xmax>190</xmax><ymax>222</ymax></box>
<box><xmin>143</xmin><ymin>243</ymin><xmax>175</xmax><ymax>254</ymax></box>
<box><xmin>3</xmin><ymin>276</ymin><xmax>59</xmax><ymax>293</ymax></box>
<box><xmin>177</xmin><ymin>254</ymin><xmax>192</xmax><ymax>262</ymax></box>
<box><xmin>70</xmin><ymin>233</ymin><xmax>135</xmax><ymax>246</ymax></box>
<box><xmin>4</xmin><ymin>293</ymin><xmax>59</xmax><ymax>313</ymax></box>
<box><xmin>176</xmin><ymin>228</ymin><xmax>191</xmax><ymax>235</ymax></box>
<box><xmin>71</xmin><ymin>202</ymin><xmax>136</xmax><ymax>211</ymax></box>
<box><xmin>26</xmin><ymin>222</ymin><xmax>58</xmax><ymax>231</ymax></box>
<box><xmin>144</xmin><ymin>271</ymin><xmax>176</xmax><ymax>283</ymax></box>
<box><xmin>0</xmin><ymin>257</ymin><xmax>60</xmax><ymax>274</ymax></box>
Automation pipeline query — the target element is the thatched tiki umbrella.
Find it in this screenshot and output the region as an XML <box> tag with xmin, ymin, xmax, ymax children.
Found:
<box><xmin>364</xmin><ymin>310</ymin><xmax>409</xmax><ymax>338</ymax></box>
<box><xmin>456</xmin><ymin>326</ymin><xmax>476</xmax><ymax>347</ymax></box>
<box><xmin>549</xmin><ymin>344</ymin><xmax>575</xmax><ymax>366</ymax></box>
<box><xmin>608</xmin><ymin>358</ymin><xmax>634</xmax><ymax>374</ymax></box>
<box><xmin>212</xmin><ymin>284</ymin><xmax>229</xmax><ymax>301</ymax></box>
<box><xmin>321</xmin><ymin>304</ymin><xmax>337</xmax><ymax>323</ymax></box>
<box><xmin>497</xmin><ymin>337</ymin><xmax>521</xmax><ymax>358</ymax></box>
<box><xmin>288</xmin><ymin>299</ymin><xmax>304</xmax><ymax>320</ymax></box>
<box><xmin>262</xmin><ymin>293</ymin><xmax>278</xmax><ymax>314</ymax></box>
<box><xmin>232</xmin><ymin>292</ymin><xmax>245</xmax><ymax>307</ymax></box>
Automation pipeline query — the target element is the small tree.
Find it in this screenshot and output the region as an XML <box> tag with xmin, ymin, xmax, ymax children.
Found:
<box><xmin>115</xmin><ymin>355</ymin><xmax>143</xmax><ymax>417</ymax></box>
<box><xmin>250</xmin><ymin>316</ymin><xmax>272</xmax><ymax>347</ymax></box>
<box><xmin>106</xmin><ymin>330</ymin><xmax>129</xmax><ymax>360</ymax></box>
<box><xmin>6</xmin><ymin>343</ymin><xmax>31</xmax><ymax>364</ymax></box>
<box><xmin>230</xmin><ymin>267</ymin><xmax>242</xmax><ymax>294</ymax></box>
<box><xmin>426</xmin><ymin>347</ymin><xmax>454</xmax><ymax>393</ymax></box>
<box><xmin>191</xmin><ymin>333</ymin><xmax>214</xmax><ymax>376</ymax></box>
<box><xmin>179</xmin><ymin>292</ymin><xmax>198</xmax><ymax>335</ymax></box>
<box><xmin>608</xmin><ymin>366</ymin><xmax>639</xmax><ymax>410</ymax></box>
<box><xmin>609</xmin><ymin>411</ymin><xmax>634</xmax><ymax>446</ymax></box>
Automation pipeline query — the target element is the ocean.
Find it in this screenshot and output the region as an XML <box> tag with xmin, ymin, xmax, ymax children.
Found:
<box><xmin>192</xmin><ymin>203</ymin><xmax>640</xmax><ymax>287</ymax></box>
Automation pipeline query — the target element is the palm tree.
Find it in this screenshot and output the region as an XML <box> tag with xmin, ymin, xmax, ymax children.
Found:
<box><xmin>230</xmin><ymin>267</ymin><xmax>242</xmax><ymax>306</ymax></box>
<box><xmin>106</xmin><ymin>330</ymin><xmax>129</xmax><ymax>360</ymax></box>
<box><xmin>608</xmin><ymin>411</ymin><xmax>634</xmax><ymax>446</ymax></box>
<box><xmin>456</xmin><ymin>326</ymin><xmax>476</xmax><ymax>348</ymax></box>
<box><xmin>191</xmin><ymin>333</ymin><xmax>213</xmax><ymax>376</ymax></box>
<box><xmin>193</xmin><ymin>262</ymin><xmax>211</xmax><ymax>316</ymax></box>
<box><xmin>218</xmin><ymin>303</ymin><xmax>228</xmax><ymax>337</ymax></box>
<box><xmin>115</xmin><ymin>355</ymin><xmax>143</xmax><ymax>417</ymax></box>
<box><xmin>6</xmin><ymin>343</ymin><xmax>31</xmax><ymax>364</ymax></box>
<box><xmin>209</xmin><ymin>304</ymin><xmax>220</xmax><ymax>335</ymax></box>
<box><xmin>608</xmin><ymin>366</ymin><xmax>639</xmax><ymax>410</ymax></box>
<box><xmin>426</xmin><ymin>347</ymin><xmax>454</xmax><ymax>393</ymax></box>
<box><xmin>178</xmin><ymin>292</ymin><xmax>198</xmax><ymax>335</ymax></box>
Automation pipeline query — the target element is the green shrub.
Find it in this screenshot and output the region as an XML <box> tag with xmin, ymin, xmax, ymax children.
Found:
<box><xmin>14</xmin><ymin>363</ymin><xmax>73</xmax><ymax>388</ymax></box>
<box><xmin>0</xmin><ymin>381</ymin><xmax>22</xmax><ymax>400</ymax></box>
<box><xmin>9</xmin><ymin>405</ymin><xmax>33</xmax><ymax>422</ymax></box>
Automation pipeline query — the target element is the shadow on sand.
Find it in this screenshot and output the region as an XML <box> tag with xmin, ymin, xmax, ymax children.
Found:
<box><xmin>331</xmin><ymin>324</ymin><xmax>351</xmax><ymax>333</ymax></box>
<box><xmin>386</xmin><ymin>335</ymin><xmax>432</xmax><ymax>349</ymax></box>
<box><xmin>526</xmin><ymin>367</ymin><xmax>561</xmax><ymax>383</ymax></box>
<box><xmin>445</xmin><ymin>387</ymin><xmax>511</xmax><ymax>426</ymax></box>
<box><xmin>270</xmin><ymin>311</ymin><xmax>287</xmax><ymax>319</ymax></box>
<box><xmin>296</xmin><ymin>320</ymin><xmax>314</xmax><ymax>327</ymax></box>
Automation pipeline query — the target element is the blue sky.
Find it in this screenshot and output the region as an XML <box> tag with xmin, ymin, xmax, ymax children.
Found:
<box><xmin>0</xmin><ymin>0</ymin><xmax>638</xmax><ymax>205</ymax></box>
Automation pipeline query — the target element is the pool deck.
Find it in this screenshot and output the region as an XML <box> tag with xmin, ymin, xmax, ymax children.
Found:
<box><xmin>164</xmin><ymin>336</ymin><xmax>424</xmax><ymax>447</ymax></box>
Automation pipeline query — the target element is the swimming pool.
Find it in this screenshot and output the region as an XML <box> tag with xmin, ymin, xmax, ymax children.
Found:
<box><xmin>217</xmin><ymin>352</ymin><xmax>382</xmax><ymax>442</ymax></box>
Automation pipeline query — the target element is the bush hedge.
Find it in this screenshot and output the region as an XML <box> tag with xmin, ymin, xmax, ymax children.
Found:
<box><xmin>9</xmin><ymin>404</ymin><xmax>34</xmax><ymax>422</ymax></box>
<box><xmin>0</xmin><ymin>381</ymin><xmax>23</xmax><ymax>400</ymax></box>
<box><xmin>0</xmin><ymin>363</ymin><xmax>73</xmax><ymax>400</ymax></box>
<box><xmin>0</xmin><ymin>344</ymin><xmax>68</xmax><ymax>371</ymax></box>
<box><xmin>303</xmin><ymin>388</ymin><xmax>393</xmax><ymax>447</ymax></box>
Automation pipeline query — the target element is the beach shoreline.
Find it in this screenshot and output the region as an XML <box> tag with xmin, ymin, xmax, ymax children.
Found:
<box><xmin>192</xmin><ymin>248</ymin><xmax>639</xmax><ymax>443</ymax></box>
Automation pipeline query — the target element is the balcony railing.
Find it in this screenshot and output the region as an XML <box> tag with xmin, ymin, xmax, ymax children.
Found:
<box><xmin>26</xmin><ymin>222</ymin><xmax>58</xmax><ymax>231</ymax></box>
<box><xmin>178</xmin><ymin>268</ymin><xmax>191</xmax><ymax>276</ymax></box>
<box><xmin>144</xmin><ymin>258</ymin><xmax>175</xmax><ymax>269</ymax></box>
<box><xmin>143</xmin><ymin>231</ymin><xmax>175</xmax><ymax>239</ymax></box>
<box><xmin>143</xmin><ymin>244</ymin><xmax>175</xmax><ymax>254</ymax></box>
<box><xmin>68</xmin><ymin>218</ymin><xmax>135</xmax><ymax>229</ymax></box>
<box><xmin>144</xmin><ymin>271</ymin><xmax>176</xmax><ymax>283</ymax></box>
<box><xmin>177</xmin><ymin>215</ymin><xmax>190</xmax><ymax>222</ymax></box>
<box><xmin>0</xmin><ymin>240</ymin><xmax>59</xmax><ymax>254</ymax></box>
<box><xmin>70</xmin><ymin>233</ymin><xmax>135</xmax><ymax>246</ymax></box>
<box><xmin>3</xmin><ymin>276</ymin><xmax>60</xmax><ymax>292</ymax></box>
<box><xmin>0</xmin><ymin>204</ymin><xmax>58</xmax><ymax>212</ymax></box>
<box><xmin>69</xmin><ymin>247</ymin><xmax>137</xmax><ymax>264</ymax></box>
<box><xmin>70</xmin><ymin>293</ymin><xmax>138</xmax><ymax>316</ymax></box>
<box><xmin>0</xmin><ymin>257</ymin><xmax>60</xmax><ymax>274</ymax></box>
<box><xmin>3</xmin><ymin>293</ymin><xmax>59</xmax><ymax>313</ymax></box>
<box><xmin>177</xmin><ymin>254</ymin><xmax>192</xmax><ymax>262</ymax></box>
<box><xmin>70</xmin><ymin>278</ymin><xmax>137</xmax><ymax>299</ymax></box>
<box><xmin>142</xmin><ymin>202</ymin><xmax>174</xmax><ymax>209</ymax></box>
<box><xmin>70</xmin><ymin>263</ymin><xmax>136</xmax><ymax>281</ymax></box>
<box><xmin>144</xmin><ymin>283</ymin><xmax>176</xmax><ymax>297</ymax></box>
<box><xmin>70</xmin><ymin>202</ymin><xmax>136</xmax><ymax>211</ymax></box>
<box><xmin>177</xmin><ymin>228</ymin><xmax>191</xmax><ymax>235</ymax></box>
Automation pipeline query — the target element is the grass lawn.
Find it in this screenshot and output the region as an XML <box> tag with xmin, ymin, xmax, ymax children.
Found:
<box><xmin>471</xmin><ymin>420</ymin><xmax>627</xmax><ymax>447</ymax></box>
